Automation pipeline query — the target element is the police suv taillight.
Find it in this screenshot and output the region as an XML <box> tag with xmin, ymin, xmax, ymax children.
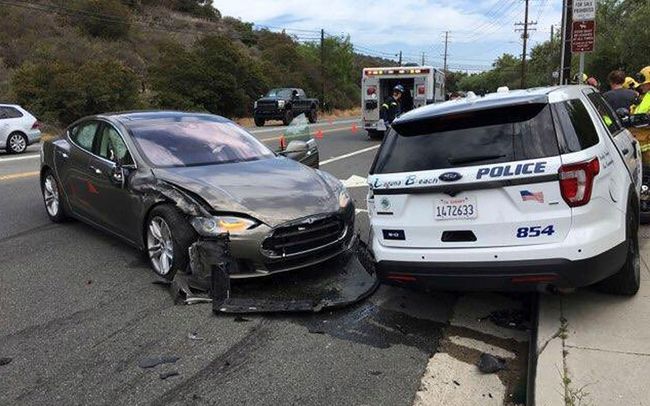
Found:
<box><xmin>559</xmin><ymin>158</ymin><xmax>600</xmax><ymax>207</ymax></box>
<box><xmin>366</xmin><ymin>86</ymin><xmax>377</xmax><ymax>96</ymax></box>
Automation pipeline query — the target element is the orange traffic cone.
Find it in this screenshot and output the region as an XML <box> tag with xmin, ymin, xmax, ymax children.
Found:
<box><xmin>315</xmin><ymin>129</ymin><xmax>324</xmax><ymax>139</ymax></box>
<box><xmin>351</xmin><ymin>123</ymin><xmax>358</xmax><ymax>134</ymax></box>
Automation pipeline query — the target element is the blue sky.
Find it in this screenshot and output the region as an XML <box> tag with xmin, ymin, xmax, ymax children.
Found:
<box><xmin>214</xmin><ymin>0</ymin><xmax>563</xmax><ymax>72</ymax></box>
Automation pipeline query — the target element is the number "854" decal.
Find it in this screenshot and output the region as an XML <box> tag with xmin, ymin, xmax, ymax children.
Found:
<box><xmin>516</xmin><ymin>225</ymin><xmax>555</xmax><ymax>238</ymax></box>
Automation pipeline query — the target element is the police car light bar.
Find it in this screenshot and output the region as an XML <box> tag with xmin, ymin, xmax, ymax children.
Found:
<box><xmin>364</xmin><ymin>68</ymin><xmax>430</xmax><ymax>76</ymax></box>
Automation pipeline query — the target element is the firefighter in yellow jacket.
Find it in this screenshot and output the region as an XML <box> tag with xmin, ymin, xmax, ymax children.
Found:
<box><xmin>634</xmin><ymin>66</ymin><xmax>650</xmax><ymax>114</ymax></box>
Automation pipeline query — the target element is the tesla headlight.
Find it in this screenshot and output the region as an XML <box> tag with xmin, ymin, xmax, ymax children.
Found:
<box><xmin>339</xmin><ymin>189</ymin><xmax>351</xmax><ymax>208</ymax></box>
<box><xmin>190</xmin><ymin>216</ymin><xmax>256</xmax><ymax>236</ymax></box>
<box><xmin>277</xmin><ymin>100</ymin><xmax>285</xmax><ymax>108</ymax></box>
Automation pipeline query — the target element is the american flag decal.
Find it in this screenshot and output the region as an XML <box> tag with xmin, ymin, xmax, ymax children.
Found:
<box><xmin>520</xmin><ymin>190</ymin><xmax>544</xmax><ymax>203</ymax></box>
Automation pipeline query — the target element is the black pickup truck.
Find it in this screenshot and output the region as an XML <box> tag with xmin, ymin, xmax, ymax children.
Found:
<box><xmin>253</xmin><ymin>88</ymin><xmax>319</xmax><ymax>127</ymax></box>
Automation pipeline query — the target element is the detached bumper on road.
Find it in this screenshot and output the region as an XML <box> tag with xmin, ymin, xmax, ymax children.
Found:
<box><xmin>376</xmin><ymin>241</ymin><xmax>628</xmax><ymax>291</ymax></box>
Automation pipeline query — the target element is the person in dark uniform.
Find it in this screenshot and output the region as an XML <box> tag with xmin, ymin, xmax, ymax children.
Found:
<box><xmin>380</xmin><ymin>84</ymin><xmax>404</xmax><ymax>125</ymax></box>
<box><xmin>604</xmin><ymin>70</ymin><xmax>640</xmax><ymax>111</ymax></box>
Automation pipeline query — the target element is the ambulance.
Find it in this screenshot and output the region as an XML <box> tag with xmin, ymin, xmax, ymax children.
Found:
<box><xmin>361</xmin><ymin>66</ymin><xmax>445</xmax><ymax>138</ymax></box>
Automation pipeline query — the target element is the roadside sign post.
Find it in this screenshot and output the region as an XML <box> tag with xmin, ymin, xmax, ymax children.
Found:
<box><xmin>571</xmin><ymin>0</ymin><xmax>596</xmax><ymax>82</ymax></box>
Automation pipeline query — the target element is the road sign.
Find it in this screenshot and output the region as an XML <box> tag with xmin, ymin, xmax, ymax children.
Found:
<box><xmin>572</xmin><ymin>20</ymin><xmax>595</xmax><ymax>53</ymax></box>
<box><xmin>572</xmin><ymin>0</ymin><xmax>596</xmax><ymax>21</ymax></box>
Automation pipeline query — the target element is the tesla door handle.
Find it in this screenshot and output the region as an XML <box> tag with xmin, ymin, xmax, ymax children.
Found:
<box><xmin>89</xmin><ymin>165</ymin><xmax>102</xmax><ymax>175</ymax></box>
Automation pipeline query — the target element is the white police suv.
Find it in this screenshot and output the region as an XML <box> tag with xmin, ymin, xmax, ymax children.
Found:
<box><xmin>367</xmin><ymin>86</ymin><xmax>642</xmax><ymax>295</ymax></box>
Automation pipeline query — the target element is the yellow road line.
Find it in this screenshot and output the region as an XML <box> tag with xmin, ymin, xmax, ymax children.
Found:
<box><xmin>0</xmin><ymin>171</ymin><xmax>39</xmax><ymax>182</ymax></box>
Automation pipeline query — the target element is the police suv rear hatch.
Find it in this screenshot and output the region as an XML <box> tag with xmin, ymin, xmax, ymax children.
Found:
<box><xmin>367</xmin><ymin>96</ymin><xmax>571</xmax><ymax>248</ymax></box>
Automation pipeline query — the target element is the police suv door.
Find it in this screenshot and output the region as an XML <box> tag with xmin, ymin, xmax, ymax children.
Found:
<box><xmin>584</xmin><ymin>90</ymin><xmax>642</xmax><ymax>192</ymax></box>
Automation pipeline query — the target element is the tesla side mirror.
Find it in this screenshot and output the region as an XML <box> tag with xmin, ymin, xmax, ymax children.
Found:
<box><xmin>110</xmin><ymin>164</ymin><xmax>125</xmax><ymax>187</ymax></box>
<box><xmin>284</xmin><ymin>140</ymin><xmax>308</xmax><ymax>154</ymax></box>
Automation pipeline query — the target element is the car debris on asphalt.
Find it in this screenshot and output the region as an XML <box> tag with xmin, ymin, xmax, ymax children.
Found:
<box><xmin>159</xmin><ymin>371</ymin><xmax>180</xmax><ymax>380</ymax></box>
<box><xmin>138</xmin><ymin>356</ymin><xmax>180</xmax><ymax>369</ymax></box>
<box><xmin>477</xmin><ymin>353</ymin><xmax>508</xmax><ymax>374</ymax></box>
<box><xmin>0</xmin><ymin>357</ymin><xmax>13</xmax><ymax>366</ymax></box>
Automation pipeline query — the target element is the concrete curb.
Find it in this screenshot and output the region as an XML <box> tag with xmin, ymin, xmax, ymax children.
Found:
<box><xmin>534</xmin><ymin>294</ymin><xmax>567</xmax><ymax>406</ymax></box>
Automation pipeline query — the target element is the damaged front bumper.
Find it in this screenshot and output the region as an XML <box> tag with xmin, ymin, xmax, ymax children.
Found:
<box><xmin>169</xmin><ymin>235</ymin><xmax>379</xmax><ymax>314</ymax></box>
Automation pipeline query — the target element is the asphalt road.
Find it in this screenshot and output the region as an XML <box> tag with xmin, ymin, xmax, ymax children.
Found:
<box><xmin>0</xmin><ymin>118</ymin><xmax>530</xmax><ymax>405</ymax></box>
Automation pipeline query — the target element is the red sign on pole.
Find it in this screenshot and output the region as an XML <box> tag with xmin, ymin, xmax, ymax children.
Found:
<box><xmin>571</xmin><ymin>20</ymin><xmax>596</xmax><ymax>53</ymax></box>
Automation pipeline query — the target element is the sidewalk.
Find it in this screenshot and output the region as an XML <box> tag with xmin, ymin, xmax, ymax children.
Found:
<box><xmin>535</xmin><ymin>233</ymin><xmax>650</xmax><ymax>405</ymax></box>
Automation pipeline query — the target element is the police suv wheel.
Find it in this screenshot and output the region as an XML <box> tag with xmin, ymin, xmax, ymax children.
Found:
<box><xmin>254</xmin><ymin>117</ymin><xmax>265</xmax><ymax>127</ymax></box>
<box><xmin>597</xmin><ymin>204</ymin><xmax>640</xmax><ymax>296</ymax></box>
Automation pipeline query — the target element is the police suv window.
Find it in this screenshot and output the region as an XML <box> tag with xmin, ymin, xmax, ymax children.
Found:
<box><xmin>371</xmin><ymin>104</ymin><xmax>559</xmax><ymax>174</ymax></box>
<box><xmin>586</xmin><ymin>92</ymin><xmax>623</xmax><ymax>134</ymax></box>
<box><xmin>551</xmin><ymin>100</ymin><xmax>599</xmax><ymax>152</ymax></box>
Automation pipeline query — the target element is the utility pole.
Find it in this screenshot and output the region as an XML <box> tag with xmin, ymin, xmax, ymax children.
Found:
<box><xmin>551</xmin><ymin>24</ymin><xmax>554</xmax><ymax>42</ymax></box>
<box><xmin>320</xmin><ymin>29</ymin><xmax>325</xmax><ymax>109</ymax></box>
<box><xmin>421</xmin><ymin>52</ymin><xmax>425</xmax><ymax>66</ymax></box>
<box><xmin>515</xmin><ymin>0</ymin><xmax>536</xmax><ymax>88</ymax></box>
<box><xmin>559</xmin><ymin>0</ymin><xmax>573</xmax><ymax>84</ymax></box>
<box><xmin>442</xmin><ymin>31</ymin><xmax>450</xmax><ymax>72</ymax></box>
<box><xmin>398</xmin><ymin>51</ymin><xmax>402</xmax><ymax>66</ymax></box>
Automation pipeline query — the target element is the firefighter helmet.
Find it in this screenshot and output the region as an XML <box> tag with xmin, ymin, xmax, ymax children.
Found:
<box><xmin>636</xmin><ymin>66</ymin><xmax>650</xmax><ymax>86</ymax></box>
<box><xmin>623</xmin><ymin>76</ymin><xmax>639</xmax><ymax>90</ymax></box>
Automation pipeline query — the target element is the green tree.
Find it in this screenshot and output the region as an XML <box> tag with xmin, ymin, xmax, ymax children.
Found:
<box><xmin>74</xmin><ymin>0</ymin><xmax>132</xmax><ymax>40</ymax></box>
<box><xmin>149</xmin><ymin>35</ymin><xmax>266</xmax><ymax>117</ymax></box>
<box><xmin>12</xmin><ymin>60</ymin><xmax>140</xmax><ymax>125</ymax></box>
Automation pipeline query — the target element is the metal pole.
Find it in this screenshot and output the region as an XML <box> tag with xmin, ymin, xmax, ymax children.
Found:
<box><xmin>579</xmin><ymin>52</ymin><xmax>585</xmax><ymax>83</ymax></box>
<box><xmin>320</xmin><ymin>29</ymin><xmax>325</xmax><ymax>109</ymax></box>
<box><xmin>398</xmin><ymin>51</ymin><xmax>402</xmax><ymax>66</ymax></box>
<box><xmin>560</xmin><ymin>0</ymin><xmax>573</xmax><ymax>84</ymax></box>
<box><xmin>443</xmin><ymin>31</ymin><xmax>449</xmax><ymax>73</ymax></box>
<box><xmin>421</xmin><ymin>52</ymin><xmax>425</xmax><ymax>66</ymax></box>
<box><xmin>551</xmin><ymin>25</ymin><xmax>554</xmax><ymax>42</ymax></box>
<box><xmin>521</xmin><ymin>0</ymin><xmax>530</xmax><ymax>89</ymax></box>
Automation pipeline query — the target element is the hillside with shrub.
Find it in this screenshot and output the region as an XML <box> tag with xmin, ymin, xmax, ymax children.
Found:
<box><xmin>0</xmin><ymin>0</ymin><xmax>389</xmax><ymax>127</ymax></box>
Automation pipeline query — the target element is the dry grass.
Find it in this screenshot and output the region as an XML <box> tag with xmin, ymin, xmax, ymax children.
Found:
<box><xmin>234</xmin><ymin>107</ymin><xmax>360</xmax><ymax>127</ymax></box>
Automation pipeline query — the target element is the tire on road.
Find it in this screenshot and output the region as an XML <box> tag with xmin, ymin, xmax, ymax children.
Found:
<box><xmin>308</xmin><ymin>107</ymin><xmax>318</xmax><ymax>124</ymax></box>
<box><xmin>145</xmin><ymin>204</ymin><xmax>197</xmax><ymax>280</ymax></box>
<box><xmin>282</xmin><ymin>109</ymin><xmax>294</xmax><ymax>126</ymax></box>
<box><xmin>367</xmin><ymin>130</ymin><xmax>384</xmax><ymax>140</ymax></box>
<box><xmin>7</xmin><ymin>132</ymin><xmax>28</xmax><ymax>154</ymax></box>
<box><xmin>597</xmin><ymin>199</ymin><xmax>640</xmax><ymax>296</ymax></box>
<box><xmin>254</xmin><ymin>117</ymin><xmax>265</xmax><ymax>127</ymax></box>
<box><xmin>41</xmin><ymin>169</ymin><xmax>68</xmax><ymax>223</ymax></box>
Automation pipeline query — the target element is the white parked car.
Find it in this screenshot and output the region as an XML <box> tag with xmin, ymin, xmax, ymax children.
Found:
<box><xmin>367</xmin><ymin>86</ymin><xmax>642</xmax><ymax>295</ymax></box>
<box><xmin>0</xmin><ymin>104</ymin><xmax>41</xmax><ymax>154</ymax></box>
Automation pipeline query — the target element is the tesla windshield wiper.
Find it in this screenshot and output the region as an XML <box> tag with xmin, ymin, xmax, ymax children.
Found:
<box><xmin>447</xmin><ymin>153</ymin><xmax>507</xmax><ymax>166</ymax></box>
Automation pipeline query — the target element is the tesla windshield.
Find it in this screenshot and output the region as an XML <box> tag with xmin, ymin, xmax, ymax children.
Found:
<box><xmin>129</xmin><ymin>118</ymin><xmax>275</xmax><ymax>167</ymax></box>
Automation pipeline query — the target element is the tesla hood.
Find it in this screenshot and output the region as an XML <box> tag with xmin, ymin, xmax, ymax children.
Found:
<box><xmin>153</xmin><ymin>157</ymin><xmax>341</xmax><ymax>227</ymax></box>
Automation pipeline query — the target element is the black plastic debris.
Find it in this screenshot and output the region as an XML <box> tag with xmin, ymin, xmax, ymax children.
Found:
<box><xmin>477</xmin><ymin>353</ymin><xmax>507</xmax><ymax>374</ymax></box>
<box><xmin>159</xmin><ymin>371</ymin><xmax>180</xmax><ymax>380</ymax></box>
<box><xmin>138</xmin><ymin>356</ymin><xmax>180</xmax><ymax>369</ymax></box>
<box><xmin>481</xmin><ymin>309</ymin><xmax>529</xmax><ymax>331</ymax></box>
<box><xmin>233</xmin><ymin>316</ymin><xmax>250</xmax><ymax>323</ymax></box>
<box><xmin>212</xmin><ymin>239</ymin><xmax>379</xmax><ymax>314</ymax></box>
<box><xmin>0</xmin><ymin>357</ymin><xmax>12</xmax><ymax>366</ymax></box>
<box><xmin>187</xmin><ymin>332</ymin><xmax>203</xmax><ymax>341</ymax></box>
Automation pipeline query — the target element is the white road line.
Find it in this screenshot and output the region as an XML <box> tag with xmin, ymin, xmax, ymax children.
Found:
<box><xmin>0</xmin><ymin>154</ymin><xmax>40</xmax><ymax>163</ymax></box>
<box><xmin>320</xmin><ymin>145</ymin><xmax>380</xmax><ymax>166</ymax></box>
